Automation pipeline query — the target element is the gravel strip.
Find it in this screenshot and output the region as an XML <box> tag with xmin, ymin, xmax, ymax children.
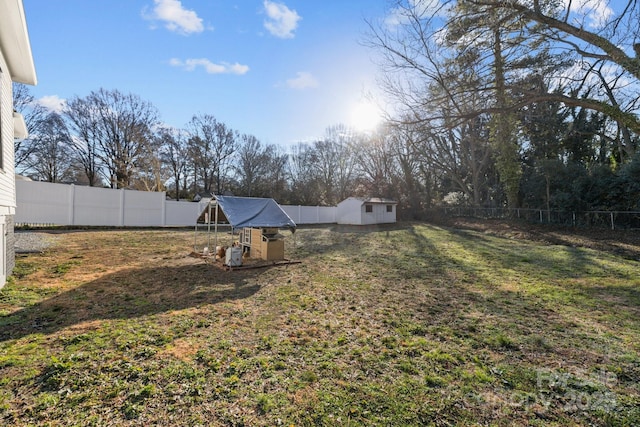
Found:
<box><xmin>14</xmin><ymin>231</ymin><xmax>60</xmax><ymax>254</ymax></box>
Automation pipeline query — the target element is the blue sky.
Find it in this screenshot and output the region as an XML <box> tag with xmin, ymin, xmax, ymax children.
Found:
<box><xmin>23</xmin><ymin>0</ymin><xmax>391</xmax><ymax>147</ymax></box>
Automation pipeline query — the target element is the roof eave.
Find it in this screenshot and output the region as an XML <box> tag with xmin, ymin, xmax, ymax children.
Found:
<box><xmin>13</xmin><ymin>112</ymin><xmax>28</xmax><ymax>139</ymax></box>
<box><xmin>0</xmin><ymin>0</ymin><xmax>37</xmax><ymax>85</ymax></box>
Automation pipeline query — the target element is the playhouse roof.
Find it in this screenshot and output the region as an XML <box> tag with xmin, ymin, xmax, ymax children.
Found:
<box><xmin>200</xmin><ymin>196</ymin><xmax>296</xmax><ymax>231</ymax></box>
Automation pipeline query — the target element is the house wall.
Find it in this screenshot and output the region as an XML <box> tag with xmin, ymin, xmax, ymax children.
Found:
<box><xmin>0</xmin><ymin>51</ymin><xmax>16</xmax><ymax>287</ymax></box>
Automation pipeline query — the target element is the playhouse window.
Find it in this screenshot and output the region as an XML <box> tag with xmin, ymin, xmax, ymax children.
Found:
<box><xmin>365</xmin><ymin>204</ymin><xmax>373</xmax><ymax>213</ymax></box>
<box><xmin>386</xmin><ymin>205</ymin><xmax>393</xmax><ymax>213</ymax></box>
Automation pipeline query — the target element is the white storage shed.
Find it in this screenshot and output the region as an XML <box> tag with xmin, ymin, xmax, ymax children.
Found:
<box><xmin>336</xmin><ymin>197</ymin><xmax>397</xmax><ymax>225</ymax></box>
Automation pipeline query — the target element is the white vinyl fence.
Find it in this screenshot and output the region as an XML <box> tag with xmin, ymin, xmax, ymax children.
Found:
<box><xmin>280</xmin><ymin>205</ymin><xmax>336</xmax><ymax>225</ymax></box>
<box><xmin>16</xmin><ymin>181</ymin><xmax>208</xmax><ymax>227</ymax></box>
<box><xmin>15</xmin><ymin>180</ymin><xmax>338</xmax><ymax>227</ymax></box>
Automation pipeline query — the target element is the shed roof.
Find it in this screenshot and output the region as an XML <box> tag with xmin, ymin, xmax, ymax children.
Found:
<box><xmin>339</xmin><ymin>197</ymin><xmax>398</xmax><ymax>205</ymax></box>
<box><xmin>199</xmin><ymin>196</ymin><xmax>296</xmax><ymax>231</ymax></box>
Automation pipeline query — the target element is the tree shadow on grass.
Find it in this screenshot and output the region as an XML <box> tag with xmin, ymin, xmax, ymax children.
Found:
<box><xmin>0</xmin><ymin>263</ymin><xmax>264</xmax><ymax>342</ymax></box>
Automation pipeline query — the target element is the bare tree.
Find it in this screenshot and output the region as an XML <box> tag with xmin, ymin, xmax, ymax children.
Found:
<box><xmin>187</xmin><ymin>114</ymin><xmax>238</xmax><ymax>195</ymax></box>
<box><xmin>235</xmin><ymin>134</ymin><xmax>269</xmax><ymax>197</ymax></box>
<box><xmin>26</xmin><ymin>112</ymin><xmax>73</xmax><ymax>183</ymax></box>
<box><xmin>265</xmin><ymin>145</ymin><xmax>290</xmax><ymax>202</ymax></box>
<box><xmin>63</xmin><ymin>89</ymin><xmax>160</xmax><ymax>188</ymax></box>
<box><xmin>387</xmin><ymin>123</ymin><xmax>436</xmax><ymax>217</ymax></box>
<box><xmin>64</xmin><ymin>97</ymin><xmax>103</xmax><ymax>186</ymax></box>
<box><xmin>130</xmin><ymin>133</ymin><xmax>166</xmax><ymax>192</ymax></box>
<box><xmin>323</xmin><ymin>124</ymin><xmax>360</xmax><ymax>203</ymax></box>
<box><xmin>158</xmin><ymin>126</ymin><xmax>190</xmax><ymax>199</ymax></box>
<box><xmin>12</xmin><ymin>83</ymin><xmax>49</xmax><ymax>170</ymax></box>
<box><xmin>287</xmin><ymin>143</ymin><xmax>322</xmax><ymax>205</ymax></box>
<box><xmin>354</xmin><ymin>129</ymin><xmax>397</xmax><ymax>199</ymax></box>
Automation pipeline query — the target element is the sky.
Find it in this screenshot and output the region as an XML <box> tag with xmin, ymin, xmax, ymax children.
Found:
<box><xmin>22</xmin><ymin>0</ymin><xmax>392</xmax><ymax>148</ymax></box>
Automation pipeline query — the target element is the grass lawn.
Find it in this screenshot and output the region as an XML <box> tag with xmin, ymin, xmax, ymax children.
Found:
<box><xmin>1</xmin><ymin>223</ymin><xmax>639</xmax><ymax>426</ymax></box>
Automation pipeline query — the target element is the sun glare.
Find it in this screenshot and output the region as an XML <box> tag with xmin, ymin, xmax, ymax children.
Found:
<box><xmin>350</xmin><ymin>101</ymin><xmax>381</xmax><ymax>132</ymax></box>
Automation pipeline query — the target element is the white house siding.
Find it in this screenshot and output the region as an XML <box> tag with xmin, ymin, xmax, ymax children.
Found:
<box><xmin>0</xmin><ymin>53</ymin><xmax>16</xmax><ymax>209</ymax></box>
<box><xmin>0</xmin><ymin>52</ymin><xmax>17</xmax><ymax>287</ymax></box>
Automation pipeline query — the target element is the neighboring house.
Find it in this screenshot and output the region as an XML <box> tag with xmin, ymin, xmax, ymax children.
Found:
<box><xmin>336</xmin><ymin>197</ymin><xmax>397</xmax><ymax>225</ymax></box>
<box><xmin>0</xmin><ymin>0</ymin><xmax>37</xmax><ymax>288</ymax></box>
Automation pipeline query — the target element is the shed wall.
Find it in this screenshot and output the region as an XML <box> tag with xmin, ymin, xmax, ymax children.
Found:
<box><xmin>336</xmin><ymin>198</ymin><xmax>364</xmax><ymax>225</ymax></box>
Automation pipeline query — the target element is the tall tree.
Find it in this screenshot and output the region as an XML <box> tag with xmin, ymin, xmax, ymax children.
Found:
<box><xmin>64</xmin><ymin>89</ymin><xmax>160</xmax><ymax>189</ymax></box>
<box><xmin>158</xmin><ymin>127</ymin><xmax>190</xmax><ymax>200</ymax></box>
<box><xmin>26</xmin><ymin>112</ymin><xmax>73</xmax><ymax>183</ymax></box>
<box><xmin>354</xmin><ymin>128</ymin><xmax>396</xmax><ymax>199</ymax></box>
<box><xmin>93</xmin><ymin>89</ymin><xmax>159</xmax><ymax>188</ymax></box>
<box><xmin>187</xmin><ymin>114</ymin><xmax>238</xmax><ymax>195</ymax></box>
<box><xmin>12</xmin><ymin>83</ymin><xmax>49</xmax><ymax>170</ymax></box>
<box><xmin>233</xmin><ymin>135</ymin><xmax>290</xmax><ymax>199</ymax></box>
<box><xmin>287</xmin><ymin>143</ymin><xmax>322</xmax><ymax>205</ymax></box>
<box><xmin>235</xmin><ymin>134</ymin><xmax>269</xmax><ymax>197</ymax></box>
<box><xmin>460</xmin><ymin>0</ymin><xmax>640</xmax><ymax>133</ymax></box>
<box><xmin>323</xmin><ymin>124</ymin><xmax>360</xmax><ymax>203</ymax></box>
<box><xmin>64</xmin><ymin>97</ymin><xmax>103</xmax><ymax>186</ymax></box>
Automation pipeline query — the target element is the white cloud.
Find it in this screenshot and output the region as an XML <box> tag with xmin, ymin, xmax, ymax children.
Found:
<box><xmin>170</xmin><ymin>58</ymin><xmax>249</xmax><ymax>75</ymax></box>
<box><xmin>563</xmin><ymin>0</ymin><xmax>614</xmax><ymax>29</ymax></box>
<box><xmin>145</xmin><ymin>0</ymin><xmax>204</xmax><ymax>35</ymax></box>
<box><xmin>263</xmin><ymin>0</ymin><xmax>301</xmax><ymax>39</ymax></box>
<box><xmin>37</xmin><ymin>95</ymin><xmax>66</xmax><ymax>113</ymax></box>
<box><xmin>286</xmin><ymin>72</ymin><xmax>318</xmax><ymax>89</ymax></box>
<box><xmin>385</xmin><ymin>0</ymin><xmax>446</xmax><ymax>27</ymax></box>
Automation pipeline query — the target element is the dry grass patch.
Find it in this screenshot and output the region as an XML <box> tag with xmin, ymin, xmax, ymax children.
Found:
<box><xmin>0</xmin><ymin>224</ymin><xmax>639</xmax><ymax>426</ymax></box>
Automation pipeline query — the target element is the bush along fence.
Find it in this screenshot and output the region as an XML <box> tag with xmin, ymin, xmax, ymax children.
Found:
<box><xmin>442</xmin><ymin>207</ymin><xmax>640</xmax><ymax>230</ymax></box>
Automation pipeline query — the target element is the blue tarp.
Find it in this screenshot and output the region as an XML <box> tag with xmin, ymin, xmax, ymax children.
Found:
<box><xmin>206</xmin><ymin>196</ymin><xmax>296</xmax><ymax>231</ymax></box>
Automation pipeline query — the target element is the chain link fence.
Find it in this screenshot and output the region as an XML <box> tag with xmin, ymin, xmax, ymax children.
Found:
<box><xmin>441</xmin><ymin>207</ymin><xmax>640</xmax><ymax>230</ymax></box>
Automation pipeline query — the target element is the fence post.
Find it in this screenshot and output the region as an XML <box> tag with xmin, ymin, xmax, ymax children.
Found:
<box><xmin>611</xmin><ymin>212</ymin><xmax>615</xmax><ymax>230</ymax></box>
<box><xmin>161</xmin><ymin>191</ymin><xmax>167</xmax><ymax>227</ymax></box>
<box><xmin>119</xmin><ymin>189</ymin><xmax>125</xmax><ymax>227</ymax></box>
<box><xmin>539</xmin><ymin>210</ymin><xmax>543</xmax><ymax>223</ymax></box>
<box><xmin>68</xmin><ymin>184</ymin><xmax>75</xmax><ymax>226</ymax></box>
<box><xmin>572</xmin><ymin>212</ymin><xmax>576</xmax><ymax>227</ymax></box>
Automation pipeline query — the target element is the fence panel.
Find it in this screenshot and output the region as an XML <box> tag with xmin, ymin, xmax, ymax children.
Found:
<box><xmin>15</xmin><ymin>180</ymin><xmax>71</xmax><ymax>225</ymax></box>
<box><xmin>123</xmin><ymin>190</ymin><xmax>164</xmax><ymax>226</ymax></box>
<box><xmin>15</xmin><ymin>181</ymin><xmax>203</xmax><ymax>227</ymax></box>
<box><xmin>165</xmin><ymin>200</ymin><xmax>204</xmax><ymax>226</ymax></box>
<box><xmin>281</xmin><ymin>205</ymin><xmax>337</xmax><ymax>224</ymax></box>
<box><xmin>73</xmin><ymin>186</ymin><xmax>123</xmax><ymax>226</ymax></box>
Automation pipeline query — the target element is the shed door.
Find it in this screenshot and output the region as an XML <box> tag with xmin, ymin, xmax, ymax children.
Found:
<box><xmin>375</xmin><ymin>205</ymin><xmax>386</xmax><ymax>223</ymax></box>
